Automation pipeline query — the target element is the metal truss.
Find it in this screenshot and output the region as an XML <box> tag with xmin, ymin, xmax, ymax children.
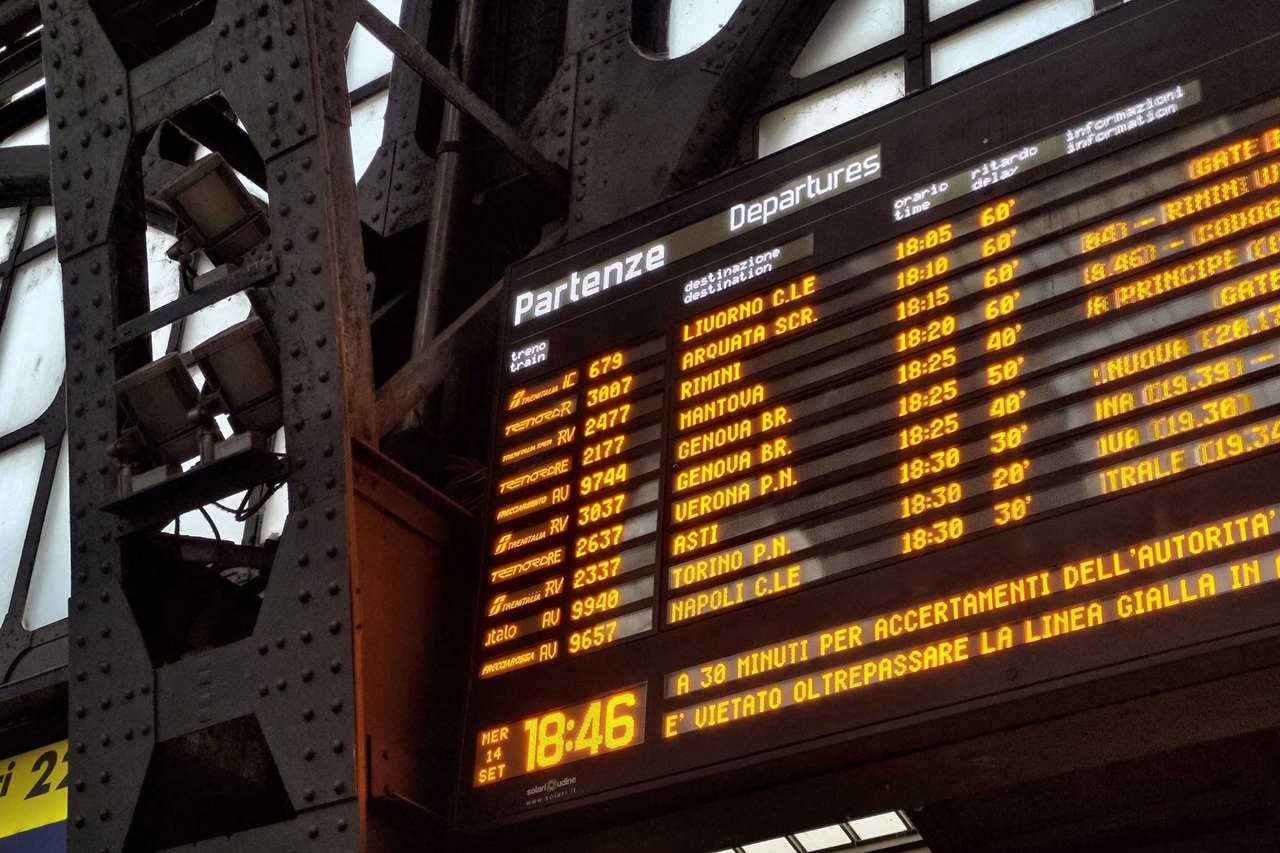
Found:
<box><xmin>45</xmin><ymin>0</ymin><xmax>369</xmax><ymax>849</ymax></box>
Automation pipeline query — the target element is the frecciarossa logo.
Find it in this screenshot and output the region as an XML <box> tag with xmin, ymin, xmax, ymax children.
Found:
<box><xmin>510</xmin><ymin>146</ymin><xmax>881</xmax><ymax>327</ymax></box>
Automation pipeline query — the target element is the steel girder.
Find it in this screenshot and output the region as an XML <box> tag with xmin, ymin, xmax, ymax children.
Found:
<box><xmin>43</xmin><ymin>0</ymin><xmax>378</xmax><ymax>849</ymax></box>
<box><xmin>370</xmin><ymin>0</ymin><xmax>840</xmax><ymax>437</ymax></box>
<box><xmin>515</xmin><ymin>0</ymin><xmax>835</xmax><ymax>238</ymax></box>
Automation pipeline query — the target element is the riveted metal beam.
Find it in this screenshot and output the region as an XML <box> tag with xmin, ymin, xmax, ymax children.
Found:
<box><xmin>375</xmin><ymin>278</ymin><xmax>502</xmax><ymax>438</ymax></box>
<box><xmin>42</xmin><ymin>0</ymin><xmax>386</xmax><ymax>848</ymax></box>
<box><xmin>353</xmin><ymin>0</ymin><xmax>571</xmax><ymax>202</ymax></box>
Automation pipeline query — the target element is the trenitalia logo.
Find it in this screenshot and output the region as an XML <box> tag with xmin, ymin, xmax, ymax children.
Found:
<box><xmin>510</xmin><ymin>145</ymin><xmax>881</xmax><ymax>328</ymax></box>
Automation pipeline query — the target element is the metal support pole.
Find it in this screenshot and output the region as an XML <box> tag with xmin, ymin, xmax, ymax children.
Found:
<box><xmin>411</xmin><ymin>0</ymin><xmax>479</xmax><ymax>356</ymax></box>
<box><xmin>353</xmin><ymin>0</ymin><xmax>570</xmax><ymax>202</ymax></box>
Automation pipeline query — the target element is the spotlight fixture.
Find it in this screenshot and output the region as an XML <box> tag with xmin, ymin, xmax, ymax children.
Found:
<box><xmin>155</xmin><ymin>152</ymin><xmax>270</xmax><ymax>266</ymax></box>
<box><xmin>113</xmin><ymin>353</ymin><xmax>202</xmax><ymax>468</ymax></box>
<box><xmin>192</xmin><ymin>317</ymin><xmax>284</xmax><ymax>438</ymax></box>
<box><xmin>111</xmin><ymin>353</ymin><xmax>213</xmax><ymax>494</ymax></box>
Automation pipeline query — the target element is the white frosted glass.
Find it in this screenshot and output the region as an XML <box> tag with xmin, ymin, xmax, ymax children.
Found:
<box><xmin>23</xmin><ymin>438</ymin><xmax>68</xmax><ymax>629</ymax></box>
<box><xmin>236</xmin><ymin>169</ymin><xmax>268</xmax><ymax>202</ymax></box>
<box><xmin>257</xmin><ymin>429</ymin><xmax>289</xmax><ymax>543</ymax></box>
<box><xmin>792</xmin><ymin>0</ymin><xmax>904</xmax><ymax>78</ymax></box>
<box><xmin>668</xmin><ymin>0</ymin><xmax>744</xmax><ymax>57</ymax></box>
<box><xmin>23</xmin><ymin>206</ymin><xmax>56</xmax><ymax>250</ymax></box>
<box><xmin>929</xmin><ymin>0</ymin><xmax>981</xmax><ymax>20</ymax></box>
<box><xmin>741</xmin><ymin>840</ymin><xmax>795</xmax><ymax>853</ymax></box>
<box><xmin>0</xmin><ymin>439</ymin><xmax>46</xmax><ymax>618</ymax></box>
<box><xmin>175</xmin><ymin>494</ymin><xmax>247</xmax><ymax>543</ymax></box>
<box><xmin>4</xmin><ymin>79</ymin><xmax>44</xmax><ymax>106</ymax></box>
<box><xmin>351</xmin><ymin>91</ymin><xmax>390</xmax><ymax>181</ymax></box>
<box><xmin>146</xmin><ymin>227</ymin><xmax>183</xmax><ymax>360</ymax></box>
<box><xmin>347</xmin><ymin>0</ymin><xmax>400</xmax><ymax>91</ymax></box>
<box><xmin>179</xmin><ymin>290</ymin><xmax>251</xmax><ymax>352</ymax></box>
<box><xmin>930</xmin><ymin>0</ymin><xmax>1093</xmax><ymax>82</ymax></box>
<box><xmin>0</xmin><ymin>252</ymin><xmax>64</xmax><ymax>436</ymax></box>
<box><xmin>0</xmin><ymin>117</ymin><xmax>48</xmax><ymax>148</ymax></box>
<box><xmin>0</xmin><ymin>209</ymin><xmax>20</xmax><ymax>265</ymax></box>
<box><xmin>794</xmin><ymin>826</ymin><xmax>852</xmax><ymax>851</ymax></box>
<box><xmin>849</xmin><ymin>812</ymin><xmax>908</xmax><ymax>840</ymax></box>
<box><xmin>759</xmin><ymin>58</ymin><xmax>904</xmax><ymax>157</ymax></box>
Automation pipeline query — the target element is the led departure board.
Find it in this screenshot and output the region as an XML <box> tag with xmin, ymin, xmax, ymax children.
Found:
<box><xmin>459</xmin><ymin>12</ymin><xmax>1280</xmax><ymax>833</ymax></box>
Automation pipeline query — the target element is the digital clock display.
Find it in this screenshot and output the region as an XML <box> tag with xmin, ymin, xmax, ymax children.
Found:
<box><xmin>460</xmin><ymin>27</ymin><xmax>1280</xmax><ymax>831</ymax></box>
<box><xmin>474</xmin><ymin>686</ymin><xmax>647</xmax><ymax>787</ymax></box>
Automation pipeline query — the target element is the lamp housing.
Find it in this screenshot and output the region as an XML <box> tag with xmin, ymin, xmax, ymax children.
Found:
<box><xmin>112</xmin><ymin>353</ymin><xmax>202</xmax><ymax>467</ymax></box>
<box><xmin>192</xmin><ymin>316</ymin><xmax>284</xmax><ymax>437</ymax></box>
<box><xmin>155</xmin><ymin>153</ymin><xmax>270</xmax><ymax>266</ymax></box>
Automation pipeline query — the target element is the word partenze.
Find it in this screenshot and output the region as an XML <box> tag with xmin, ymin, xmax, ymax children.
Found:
<box><xmin>513</xmin><ymin>243</ymin><xmax>668</xmax><ymax>327</ymax></box>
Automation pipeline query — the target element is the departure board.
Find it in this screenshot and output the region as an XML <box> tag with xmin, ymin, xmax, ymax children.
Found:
<box><xmin>459</xmin><ymin>17</ymin><xmax>1280</xmax><ymax>832</ymax></box>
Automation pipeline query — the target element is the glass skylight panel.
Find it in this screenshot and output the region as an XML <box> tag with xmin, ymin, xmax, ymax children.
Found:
<box><xmin>929</xmin><ymin>0</ymin><xmax>982</xmax><ymax>20</ymax></box>
<box><xmin>741</xmin><ymin>838</ymin><xmax>796</xmax><ymax>853</ymax></box>
<box><xmin>760</xmin><ymin>58</ymin><xmax>904</xmax><ymax>157</ymax></box>
<box><xmin>146</xmin><ymin>226</ymin><xmax>183</xmax><ymax>360</ymax></box>
<box><xmin>929</xmin><ymin>0</ymin><xmax>1093</xmax><ymax>82</ymax></box>
<box><xmin>174</xmin><ymin>493</ymin><xmax>248</xmax><ymax>543</ymax></box>
<box><xmin>0</xmin><ymin>116</ymin><xmax>48</xmax><ymax>147</ymax></box>
<box><xmin>0</xmin><ymin>439</ymin><xmax>47</xmax><ymax>617</ymax></box>
<box><xmin>351</xmin><ymin>90</ymin><xmax>390</xmax><ymax>181</ymax></box>
<box><xmin>0</xmin><ymin>252</ymin><xmax>64</xmax><ymax>436</ymax></box>
<box><xmin>791</xmin><ymin>0</ymin><xmax>905</xmax><ymax>79</ymax></box>
<box><xmin>669</xmin><ymin>0</ymin><xmax>745</xmax><ymax>57</ymax></box>
<box><xmin>181</xmin><ymin>292</ymin><xmax>253</xmax><ymax>353</ymax></box>
<box><xmin>0</xmin><ymin>208</ymin><xmax>20</xmax><ymax>265</ymax></box>
<box><xmin>23</xmin><ymin>206</ymin><xmax>56</xmax><ymax>250</ymax></box>
<box><xmin>848</xmin><ymin>811</ymin><xmax>909</xmax><ymax>840</ymax></box>
<box><xmin>794</xmin><ymin>825</ymin><xmax>853</xmax><ymax>850</ymax></box>
<box><xmin>256</xmin><ymin>429</ymin><xmax>290</xmax><ymax>544</ymax></box>
<box><xmin>4</xmin><ymin>78</ymin><xmax>43</xmax><ymax>106</ymax></box>
<box><xmin>347</xmin><ymin>0</ymin><xmax>402</xmax><ymax>91</ymax></box>
<box><xmin>24</xmin><ymin>439</ymin><xmax>69</xmax><ymax>630</ymax></box>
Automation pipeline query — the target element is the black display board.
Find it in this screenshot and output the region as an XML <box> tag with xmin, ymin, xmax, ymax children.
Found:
<box><xmin>457</xmin><ymin>0</ymin><xmax>1280</xmax><ymax>835</ymax></box>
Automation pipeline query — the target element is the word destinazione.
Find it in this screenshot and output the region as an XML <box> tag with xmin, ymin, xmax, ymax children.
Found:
<box><xmin>510</xmin><ymin>147</ymin><xmax>881</xmax><ymax>327</ymax></box>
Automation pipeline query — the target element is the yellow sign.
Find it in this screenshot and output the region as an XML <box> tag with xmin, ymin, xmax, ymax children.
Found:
<box><xmin>0</xmin><ymin>741</ymin><xmax>67</xmax><ymax>839</ymax></box>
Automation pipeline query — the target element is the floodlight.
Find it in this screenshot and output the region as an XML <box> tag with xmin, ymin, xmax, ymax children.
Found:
<box><xmin>192</xmin><ymin>317</ymin><xmax>283</xmax><ymax>436</ymax></box>
<box><xmin>155</xmin><ymin>153</ymin><xmax>269</xmax><ymax>266</ymax></box>
<box><xmin>113</xmin><ymin>353</ymin><xmax>202</xmax><ymax>467</ymax></box>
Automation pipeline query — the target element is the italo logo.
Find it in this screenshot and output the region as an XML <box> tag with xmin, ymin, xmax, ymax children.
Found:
<box><xmin>509</xmin><ymin>145</ymin><xmax>881</xmax><ymax>328</ymax></box>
